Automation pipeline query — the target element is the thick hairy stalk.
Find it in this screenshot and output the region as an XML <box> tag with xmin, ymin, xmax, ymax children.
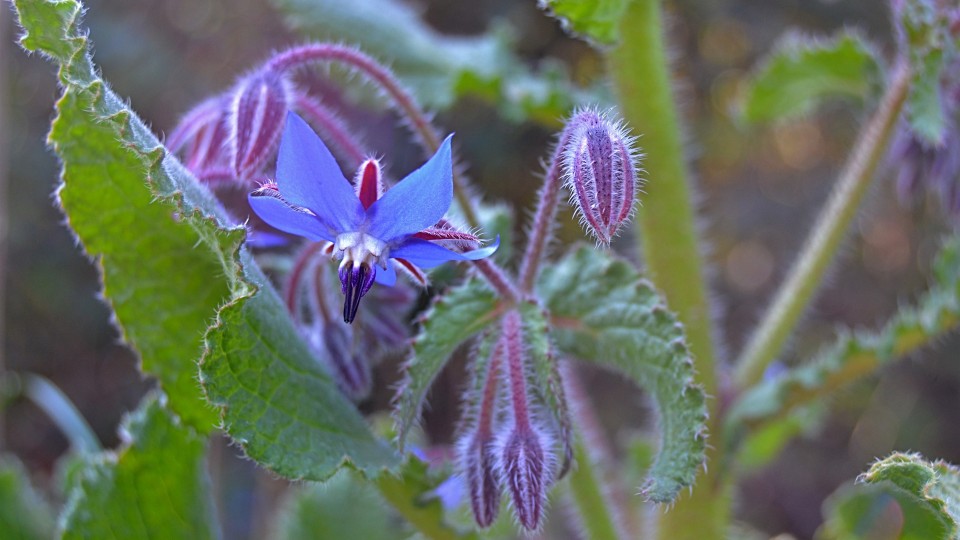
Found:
<box><xmin>605</xmin><ymin>1</ymin><xmax>722</xmax><ymax>538</ymax></box>
<box><xmin>734</xmin><ymin>60</ymin><xmax>911</xmax><ymax>388</ymax></box>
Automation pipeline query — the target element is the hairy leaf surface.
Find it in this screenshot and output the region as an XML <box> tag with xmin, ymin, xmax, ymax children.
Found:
<box><xmin>821</xmin><ymin>452</ymin><xmax>960</xmax><ymax>540</ymax></box>
<box><xmin>729</xmin><ymin>234</ymin><xmax>960</xmax><ymax>435</ymax></box>
<box><xmin>537</xmin><ymin>246</ymin><xmax>708</xmax><ymax>503</ymax></box>
<box><xmin>539</xmin><ymin>0</ymin><xmax>629</xmax><ymax>45</ymax></box>
<box><xmin>15</xmin><ymin>0</ymin><xmax>397</xmax><ymax>475</ymax></box>
<box><xmin>740</xmin><ymin>31</ymin><xmax>881</xmax><ymax>124</ymax></box>
<box><xmin>394</xmin><ymin>280</ymin><xmax>501</xmax><ymax>448</ymax></box>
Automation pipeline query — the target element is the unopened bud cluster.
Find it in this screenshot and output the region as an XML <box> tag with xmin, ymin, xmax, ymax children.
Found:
<box><xmin>561</xmin><ymin>109</ymin><xmax>642</xmax><ymax>245</ymax></box>
<box><xmin>456</xmin><ymin>311</ymin><xmax>560</xmax><ymax>532</ymax></box>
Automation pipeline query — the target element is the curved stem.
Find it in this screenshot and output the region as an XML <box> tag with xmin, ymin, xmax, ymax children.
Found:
<box><xmin>472</xmin><ymin>258</ymin><xmax>519</xmax><ymax>304</ymax></box>
<box><xmin>518</xmin><ymin>129</ymin><xmax>575</xmax><ymax>293</ymax></box>
<box><xmin>267</xmin><ymin>45</ymin><xmax>479</xmax><ymax>227</ymax></box>
<box><xmin>734</xmin><ymin>59</ymin><xmax>911</xmax><ymax>389</ymax></box>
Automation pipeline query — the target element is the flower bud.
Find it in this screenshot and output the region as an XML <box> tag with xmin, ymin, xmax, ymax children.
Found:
<box><xmin>458</xmin><ymin>433</ymin><xmax>501</xmax><ymax>528</ymax></box>
<box><xmin>229</xmin><ymin>69</ymin><xmax>292</xmax><ymax>180</ymax></box>
<box><xmin>562</xmin><ymin>110</ymin><xmax>641</xmax><ymax>245</ymax></box>
<box><xmin>168</xmin><ymin>96</ymin><xmax>231</xmax><ymax>175</ymax></box>
<box><xmin>497</xmin><ymin>424</ymin><xmax>554</xmax><ymax>531</ymax></box>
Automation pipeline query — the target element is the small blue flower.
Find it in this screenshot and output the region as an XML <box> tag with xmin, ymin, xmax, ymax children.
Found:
<box><xmin>249</xmin><ymin>112</ymin><xmax>498</xmax><ymax>323</ymax></box>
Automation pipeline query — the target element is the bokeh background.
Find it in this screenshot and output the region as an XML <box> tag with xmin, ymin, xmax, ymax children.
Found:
<box><xmin>2</xmin><ymin>0</ymin><xmax>959</xmax><ymax>538</ymax></box>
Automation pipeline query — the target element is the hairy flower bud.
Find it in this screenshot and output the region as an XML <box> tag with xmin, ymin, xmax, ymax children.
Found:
<box><xmin>229</xmin><ymin>69</ymin><xmax>292</xmax><ymax>180</ymax></box>
<box><xmin>497</xmin><ymin>424</ymin><xmax>554</xmax><ymax>531</ymax></box>
<box><xmin>562</xmin><ymin>110</ymin><xmax>642</xmax><ymax>245</ymax></box>
<box><xmin>168</xmin><ymin>96</ymin><xmax>231</xmax><ymax>176</ymax></box>
<box><xmin>459</xmin><ymin>433</ymin><xmax>501</xmax><ymax>528</ymax></box>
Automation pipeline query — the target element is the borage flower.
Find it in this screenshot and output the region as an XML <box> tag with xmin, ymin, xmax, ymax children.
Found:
<box><xmin>249</xmin><ymin>112</ymin><xmax>498</xmax><ymax>323</ymax></box>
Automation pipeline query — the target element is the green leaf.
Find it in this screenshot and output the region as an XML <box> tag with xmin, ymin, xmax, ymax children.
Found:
<box><xmin>272</xmin><ymin>470</ymin><xmax>400</xmax><ymax>540</ymax></box>
<box><xmin>0</xmin><ymin>456</ymin><xmax>55</xmax><ymax>540</ymax></box>
<box><xmin>728</xmin><ymin>234</ymin><xmax>960</xmax><ymax>438</ymax></box>
<box><xmin>900</xmin><ymin>0</ymin><xmax>957</xmax><ymax>145</ymax></box>
<box><xmin>15</xmin><ymin>0</ymin><xmax>227</xmax><ymax>431</ymax></box>
<box><xmin>271</xmin><ymin>0</ymin><xmax>595</xmax><ymax>123</ymax></box>
<box><xmin>539</xmin><ymin>0</ymin><xmax>629</xmax><ymax>46</ymax></box>
<box><xmin>740</xmin><ymin>31</ymin><xmax>882</xmax><ymax>124</ymax></box>
<box><xmin>14</xmin><ymin>0</ymin><xmax>397</xmax><ymax>474</ymax></box>
<box><xmin>59</xmin><ymin>395</ymin><xmax>218</xmax><ymax>540</ymax></box>
<box><xmin>394</xmin><ymin>279</ymin><xmax>502</xmax><ymax>448</ymax></box>
<box><xmin>201</xmin><ymin>274</ymin><xmax>399</xmax><ymax>479</ymax></box>
<box><xmin>819</xmin><ymin>452</ymin><xmax>960</xmax><ymax>540</ymax></box>
<box><xmin>537</xmin><ymin>246</ymin><xmax>708</xmax><ymax>503</ymax></box>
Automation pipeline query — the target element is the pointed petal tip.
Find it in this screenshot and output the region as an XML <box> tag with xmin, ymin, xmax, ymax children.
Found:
<box><xmin>463</xmin><ymin>234</ymin><xmax>500</xmax><ymax>260</ymax></box>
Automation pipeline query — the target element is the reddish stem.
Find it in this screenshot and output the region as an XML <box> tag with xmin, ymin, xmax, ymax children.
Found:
<box><xmin>473</xmin><ymin>258</ymin><xmax>520</xmax><ymax>304</ymax></box>
<box><xmin>502</xmin><ymin>311</ymin><xmax>531</xmax><ymax>431</ymax></box>
<box><xmin>285</xmin><ymin>242</ymin><xmax>327</xmax><ymax>316</ymax></box>
<box><xmin>475</xmin><ymin>339</ymin><xmax>504</xmax><ymax>439</ymax></box>
<box><xmin>519</xmin><ymin>125</ymin><xmax>577</xmax><ymax>293</ymax></box>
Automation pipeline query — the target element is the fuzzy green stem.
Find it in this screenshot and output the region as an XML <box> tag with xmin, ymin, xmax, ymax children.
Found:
<box><xmin>734</xmin><ymin>59</ymin><xmax>911</xmax><ymax>389</ymax></box>
<box><xmin>606</xmin><ymin>0</ymin><xmax>718</xmax><ymax>401</ymax></box>
<box><xmin>606</xmin><ymin>1</ymin><xmax>723</xmax><ymax>537</ymax></box>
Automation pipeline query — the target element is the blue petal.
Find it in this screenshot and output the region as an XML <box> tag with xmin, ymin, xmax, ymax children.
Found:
<box><xmin>374</xmin><ymin>260</ymin><xmax>397</xmax><ymax>286</ymax></box>
<box><xmin>365</xmin><ymin>135</ymin><xmax>454</xmax><ymax>241</ymax></box>
<box><xmin>390</xmin><ymin>235</ymin><xmax>499</xmax><ymax>269</ymax></box>
<box><xmin>276</xmin><ymin>112</ymin><xmax>364</xmax><ymax>234</ymax></box>
<box><xmin>248</xmin><ymin>194</ymin><xmax>336</xmax><ymax>242</ymax></box>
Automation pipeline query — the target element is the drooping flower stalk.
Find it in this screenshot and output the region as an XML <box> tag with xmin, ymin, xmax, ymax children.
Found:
<box><xmin>495</xmin><ymin>310</ymin><xmax>554</xmax><ymax>532</ymax></box>
<box><xmin>457</xmin><ymin>336</ymin><xmax>505</xmax><ymax>528</ymax></box>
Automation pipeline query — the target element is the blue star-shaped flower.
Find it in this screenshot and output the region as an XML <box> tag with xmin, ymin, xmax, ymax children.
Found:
<box><xmin>249</xmin><ymin>112</ymin><xmax>498</xmax><ymax>323</ymax></box>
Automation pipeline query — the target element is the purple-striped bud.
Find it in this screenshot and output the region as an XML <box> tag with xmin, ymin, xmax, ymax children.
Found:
<box><xmin>562</xmin><ymin>110</ymin><xmax>642</xmax><ymax>245</ymax></box>
<box><xmin>497</xmin><ymin>424</ymin><xmax>554</xmax><ymax>531</ymax></box>
<box><xmin>229</xmin><ymin>69</ymin><xmax>292</xmax><ymax>180</ymax></box>
<box><xmin>168</xmin><ymin>96</ymin><xmax>232</xmax><ymax>176</ymax></box>
<box><xmin>458</xmin><ymin>434</ymin><xmax>501</xmax><ymax>528</ymax></box>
